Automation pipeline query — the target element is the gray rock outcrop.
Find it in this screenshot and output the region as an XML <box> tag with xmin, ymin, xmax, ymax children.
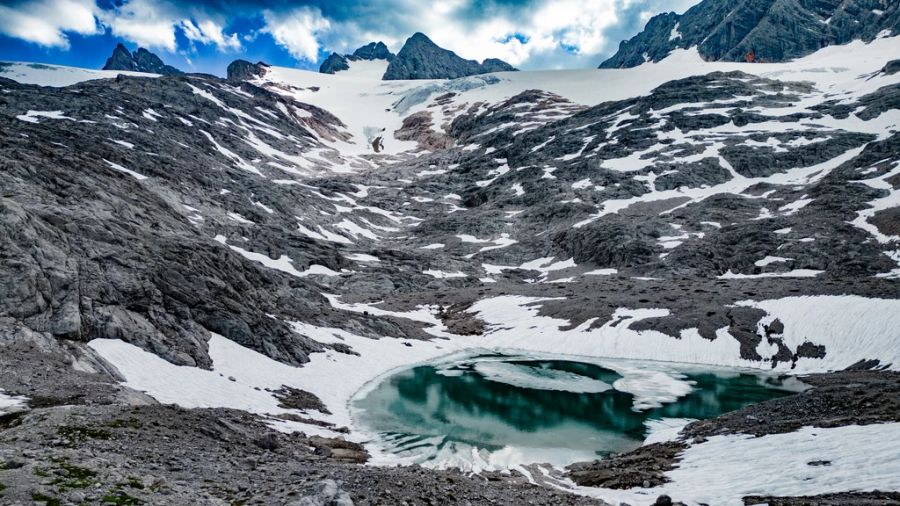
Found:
<box><xmin>601</xmin><ymin>0</ymin><xmax>899</xmax><ymax>68</ymax></box>
<box><xmin>227</xmin><ymin>59</ymin><xmax>269</xmax><ymax>82</ymax></box>
<box><xmin>102</xmin><ymin>43</ymin><xmax>183</xmax><ymax>75</ymax></box>
<box><xmin>382</xmin><ymin>32</ymin><xmax>517</xmax><ymax>80</ymax></box>
<box><xmin>319</xmin><ymin>41</ymin><xmax>394</xmax><ymax>74</ymax></box>
<box><xmin>319</xmin><ymin>53</ymin><xmax>351</xmax><ymax>74</ymax></box>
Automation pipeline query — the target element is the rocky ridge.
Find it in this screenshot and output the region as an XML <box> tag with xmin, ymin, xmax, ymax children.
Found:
<box><xmin>601</xmin><ymin>0</ymin><xmax>899</xmax><ymax>68</ymax></box>
<box><xmin>102</xmin><ymin>43</ymin><xmax>183</xmax><ymax>75</ymax></box>
<box><xmin>383</xmin><ymin>32</ymin><xmax>517</xmax><ymax>80</ymax></box>
<box><xmin>319</xmin><ymin>41</ymin><xmax>395</xmax><ymax>74</ymax></box>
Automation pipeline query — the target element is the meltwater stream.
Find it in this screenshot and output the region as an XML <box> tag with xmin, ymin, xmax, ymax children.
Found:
<box><xmin>352</xmin><ymin>353</ymin><xmax>803</xmax><ymax>472</ymax></box>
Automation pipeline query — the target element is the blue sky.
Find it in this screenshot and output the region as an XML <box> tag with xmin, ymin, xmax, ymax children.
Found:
<box><xmin>0</xmin><ymin>0</ymin><xmax>701</xmax><ymax>75</ymax></box>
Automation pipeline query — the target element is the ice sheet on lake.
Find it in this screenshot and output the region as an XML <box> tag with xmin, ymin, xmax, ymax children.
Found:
<box><xmin>472</xmin><ymin>361</ymin><xmax>612</xmax><ymax>393</ymax></box>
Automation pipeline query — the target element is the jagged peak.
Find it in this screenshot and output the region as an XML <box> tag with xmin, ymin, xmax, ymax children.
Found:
<box><xmin>318</xmin><ymin>41</ymin><xmax>395</xmax><ymax>74</ymax></box>
<box><xmin>102</xmin><ymin>43</ymin><xmax>183</xmax><ymax>76</ymax></box>
<box><xmin>383</xmin><ymin>32</ymin><xmax>517</xmax><ymax>80</ymax></box>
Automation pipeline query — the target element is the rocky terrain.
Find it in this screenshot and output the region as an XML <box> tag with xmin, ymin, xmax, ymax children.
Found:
<box><xmin>601</xmin><ymin>0</ymin><xmax>899</xmax><ymax>68</ymax></box>
<box><xmin>320</xmin><ymin>42</ymin><xmax>395</xmax><ymax>74</ymax></box>
<box><xmin>383</xmin><ymin>33</ymin><xmax>517</xmax><ymax>80</ymax></box>
<box><xmin>102</xmin><ymin>44</ymin><xmax>183</xmax><ymax>76</ymax></box>
<box><xmin>1</xmin><ymin>11</ymin><xmax>899</xmax><ymax>506</ymax></box>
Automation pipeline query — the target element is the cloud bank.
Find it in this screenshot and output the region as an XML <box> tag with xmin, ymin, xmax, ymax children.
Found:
<box><xmin>0</xmin><ymin>0</ymin><xmax>702</xmax><ymax>69</ymax></box>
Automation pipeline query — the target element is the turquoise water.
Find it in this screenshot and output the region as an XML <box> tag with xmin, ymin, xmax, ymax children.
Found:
<box><xmin>353</xmin><ymin>353</ymin><xmax>802</xmax><ymax>470</ymax></box>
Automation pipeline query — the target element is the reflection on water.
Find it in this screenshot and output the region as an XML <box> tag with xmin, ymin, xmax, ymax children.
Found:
<box><xmin>353</xmin><ymin>354</ymin><xmax>799</xmax><ymax>470</ymax></box>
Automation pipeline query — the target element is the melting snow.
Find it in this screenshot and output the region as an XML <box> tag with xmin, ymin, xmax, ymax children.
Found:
<box><xmin>16</xmin><ymin>110</ymin><xmax>75</xmax><ymax>123</ymax></box>
<box><xmin>103</xmin><ymin>159</ymin><xmax>147</xmax><ymax>180</ymax></box>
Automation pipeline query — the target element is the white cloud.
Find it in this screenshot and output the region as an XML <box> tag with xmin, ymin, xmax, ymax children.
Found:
<box><xmin>102</xmin><ymin>0</ymin><xmax>178</xmax><ymax>51</ymax></box>
<box><xmin>418</xmin><ymin>0</ymin><xmax>621</xmax><ymax>65</ymax></box>
<box><xmin>180</xmin><ymin>19</ymin><xmax>241</xmax><ymax>51</ymax></box>
<box><xmin>302</xmin><ymin>0</ymin><xmax>644</xmax><ymax>69</ymax></box>
<box><xmin>262</xmin><ymin>7</ymin><xmax>331</xmax><ymax>62</ymax></box>
<box><xmin>0</xmin><ymin>0</ymin><xmax>100</xmax><ymax>48</ymax></box>
<box><xmin>99</xmin><ymin>0</ymin><xmax>240</xmax><ymax>52</ymax></box>
<box><xmin>0</xmin><ymin>0</ymin><xmax>702</xmax><ymax>69</ymax></box>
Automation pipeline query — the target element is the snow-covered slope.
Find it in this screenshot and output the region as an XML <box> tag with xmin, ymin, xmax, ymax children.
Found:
<box><xmin>0</xmin><ymin>60</ymin><xmax>156</xmax><ymax>86</ymax></box>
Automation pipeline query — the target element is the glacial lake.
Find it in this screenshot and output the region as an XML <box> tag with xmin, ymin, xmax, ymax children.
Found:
<box><xmin>352</xmin><ymin>353</ymin><xmax>804</xmax><ymax>471</ymax></box>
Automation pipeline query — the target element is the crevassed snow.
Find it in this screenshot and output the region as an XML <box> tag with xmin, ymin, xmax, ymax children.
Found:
<box><xmin>254</xmin><ymin>60</ymin><xmax>423</xmax><ymax>156</ymax></box>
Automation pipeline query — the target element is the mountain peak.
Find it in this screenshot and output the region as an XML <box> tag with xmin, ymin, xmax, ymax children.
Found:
<box><xmin>319</xmin><ymin>41</ymin><xmax>395</xmax><ymax>74</ymax></box>
<box><xmin>350</xmin><ymin>41</ymin><xmax>394</xmax><ymax>61</ymax></box>
<box><xmin>408</xmin><ymin>32</ymin><xmax>431</xmax><ymax>43</ymax></box>
<box><xmin>102</xmin><ymin>43</ymin><xmax>183</xmax><ymax>75</ymax></box>
<box><xmin>226</xmin><ymin>59</ymin><xmax>269</xmax><ymax>82</ymax></box>
<box><xmin>382</xmin><ymin>32</ymin><xmax>517</xmax><ymax>80</ymax></box>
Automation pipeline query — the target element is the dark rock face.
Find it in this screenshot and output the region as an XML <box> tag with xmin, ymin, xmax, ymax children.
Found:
<box><xmin>226</xmin><ymin>59</ymin><xmax>269</xmax><ymax>82</ymax></box>
<box><xmin>350</xmin><ymin>41</ymin><xmax>394</xmax><ymax>61</ymax></box>
<box><xmin>383</xmin><ymin>32</ymin><xmax>517</xmax><ymax>80</ymax></box>
<box><xmin>0</xmin><ymin>73</ymin><xmax>417</xmax><ymax>368</ymax></box>
<box><xmin>601</xmin><ymin>0</ymin><xmax>900</xmax><ymax>68</ymax></box>
<box><xmin>318</xmin><ymin>52</ymin><xmax>350</xmax><ymax>74</ymax></box>
<box><xmin>319</xmin><ymin>41</ymin><xmax>394</xmax><ymax>74</ymax></box>
<box><xmin>102</xmin><ymin>43</ymin><xmax>183</xmax><ymax>75</ymax></box>
<box><xmin>567</xmin><ymin>442</ymin><xmax>686</xmax><ymax>488</ymax></box>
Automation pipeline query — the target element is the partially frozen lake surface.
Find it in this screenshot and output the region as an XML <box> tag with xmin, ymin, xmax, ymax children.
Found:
<box><xmin>353</xmin><ymin>353</ymin><xmax>802</xmax><ymax>471</ymax></box>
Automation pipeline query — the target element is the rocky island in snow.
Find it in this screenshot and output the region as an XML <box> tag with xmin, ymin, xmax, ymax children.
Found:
<box><xmin>0</xmin><ymin>0</ymin><xmax>899</xmax><ymax>504</ymax></box>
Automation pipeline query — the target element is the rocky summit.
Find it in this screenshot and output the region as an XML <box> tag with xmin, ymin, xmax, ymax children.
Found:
<box><xmin>1</xmin><ymin>4</ymin><xmax>900</xmax><ymax>506</ymax></box>
<box><xmin>383</xmin><ymin>32</ymin><xmax>517</xmax><ymax>80</ymax></box>
<box><xmin>227</xmin><ymin>59</ymin><xmax>270</xmax><ymax>82</ymax></box>
<box><xmin>601</xmin><ymin>0</ymin><xmax>900</xmax><ymax>68</ymax></box>
<box><xmin>319</xmin><ymin>41</ymin><xmax>395</xmax><ymax>74</ymax></box>
<box><xmin>102</xmin><ymin>43</ymin><xmax>184</xmax><ymax>76</ymax></box>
